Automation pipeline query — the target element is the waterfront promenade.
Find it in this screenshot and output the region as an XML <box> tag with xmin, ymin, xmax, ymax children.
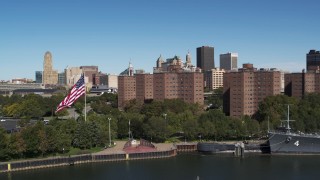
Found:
<box><xmin>0</xmin><ymin>140</ymin><xmax>177</xmax><ymax>173</ymax></box>
<box><xmin>94</xmin><ymin>141</ymin><xmax>175</xmax><ymax>155</ymax></box>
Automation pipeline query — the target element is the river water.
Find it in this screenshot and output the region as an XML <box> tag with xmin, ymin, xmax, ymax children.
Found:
<box><xmin>1</xmin><ymin>153</ymin><xmax>319</xmax><ymax>180</ymax></box>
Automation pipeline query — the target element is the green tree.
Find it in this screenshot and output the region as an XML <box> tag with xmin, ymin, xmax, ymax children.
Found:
<box><xmin>142</xmin><ymin>116</ymin><xmax>167</xmax><ymax>142</ymax></box>
<box><xmin>38</xmin><ymin>129</ymin><xmax>49</xmax><ymax>156</ymax></box>
<box><xmin>0</xmin><ymin>127</ymin><xmax>9</xmax><ymax>160</ymax></box>
<box><xmin>8</xmin><ymin>132</ymin><xmax>26</xmax><ymax>159</ymax></box>
<box><xmin>206</xmin><ymin>87</ymin><xmax>223</xmax><ymax>109</ymax></box>
<box><xmin>74</xmin><ymin>101</ymin><xmax>84</xmax><ymax>115</ymax></box>
<box><xmin>20</xmin><ymin>123</ymin><xmax>42</xmax><ymax>157</ymax></box>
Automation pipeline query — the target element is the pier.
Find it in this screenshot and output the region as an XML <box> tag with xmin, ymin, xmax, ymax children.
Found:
<box><xmin>175</xmin><ymin>142</ymin><xmax>198</xmax><ymax>152</ymax></box>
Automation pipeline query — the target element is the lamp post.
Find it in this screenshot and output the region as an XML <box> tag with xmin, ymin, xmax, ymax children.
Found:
<box><xmin>163</xmin><ymin>113</ymin><xmax>167</xmax><ymax>126</ymax></box>
<box><xmin>108</xmin><ymin>117</ymin><xmax>111</xmax><ymax>147</ymax></box>
<box><xmin>128</xmin><ymin>120</ymin><xmax>131</xmax><ymax>140</ymax></box>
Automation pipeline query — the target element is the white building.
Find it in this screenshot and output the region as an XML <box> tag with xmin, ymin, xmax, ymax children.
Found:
<box><xmin>220</xmin><ymin>53</ymin><xmax>238</xmax><ymax>71</ymax></box>
<box><xmin>205</xmin><ymin>68</ymin><xmax>225</xmax><ymax>90</ymax></box>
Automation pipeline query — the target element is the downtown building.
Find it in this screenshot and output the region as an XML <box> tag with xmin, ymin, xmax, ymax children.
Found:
<box><xmin>80</xmin><ymin>66</ymin><xmax>99</xmax><ymax>86</ymax></box>
<box><xmin>284</xmin><ymin>50</ymin><xmax>320</xmax><ymax>99</ymax></box>
<box><xmin>35</xmin><ymin>71</ymin><xmax>43</xmax><ymax>83</ymax></box>
<box><xmin>223</xmin><ymin>64</ymin><xmax>282</xmax><ymax>117</ymax></box>
<box><xmin>284</xmin><ymin>70</ymin><xmax>320</xmax><ymax>99</ymax></box>
<box><xmin>197</xmin><ymin>46</ymin><xmax>215</xmax><ymax>71</ymax></box>
<box><xmin>65</xmin><ymin>67</ymin><xmax>83</xmax><ymax>88</ymax></box>
<box><xmin>205</xmin><ymin>68</ymin><xmax>225</xmax><ymax>91</ymax></box>
<box><xmin>118</xmin><ymin>53</ymin><xmax>204</xmax><ymax>108</ymax></box>
<box><xmin>220</xmin><ymin>52</ymin><xmax>238</xmax><ymax>71</ymax></box>
<box><xmin>306</xmin><ymin>49</ymin><xmax>320</xmax><ymax>72</ymax></box>
<box><xmin>42</xmin><ymin>51</ymin><xmax>58</xmax><ymax>85</ymax></box>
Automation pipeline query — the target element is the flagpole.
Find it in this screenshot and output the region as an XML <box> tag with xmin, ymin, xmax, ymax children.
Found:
<box><xmin>84</xmin><ymin>78</ymin><xmax>87</xmax><ymax>122</ymax></box>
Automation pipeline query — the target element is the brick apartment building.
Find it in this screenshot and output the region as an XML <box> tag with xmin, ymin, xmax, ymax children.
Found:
<box><xmin>285</xmin><ymin>70</ymin><xmax>320</xmax><ymax>98</ymax></box>
<box><xmin>223</xmin><ymin>64</ymin><xmax>281</xmax><ymax>117</ymax></box>
<box><xmin>118</xmin><ymin>76</ymin><xmax>136</xmax><ymax>108</ymax></box>
<box><xmin>118</xmin><ymin>72</ymin><xmax>203</xmax><ymax>108</ymax></box>
<box><xmin>118</xmin><ymin>53</ymin><xmax>204</xmax><ymax>108</ymax></box>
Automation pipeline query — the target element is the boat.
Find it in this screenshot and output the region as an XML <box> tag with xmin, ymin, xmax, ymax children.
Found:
<box><xmin>268</xmin><ymin>105</ymin><xmax>320</xmax><ymax>154</ymax></box>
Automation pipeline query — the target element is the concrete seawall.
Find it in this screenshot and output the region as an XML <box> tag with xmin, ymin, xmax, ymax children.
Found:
<box><xmin>0</xmin><ymin>141</ymin><xmax>177</xmax><ymax>173</ymax></box>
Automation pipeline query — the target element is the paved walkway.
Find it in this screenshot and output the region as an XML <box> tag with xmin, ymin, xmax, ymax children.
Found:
<box><xmin>94</xmin><ymin>141</ymin><xmax>175</xmax><ymax>155</ymax></box>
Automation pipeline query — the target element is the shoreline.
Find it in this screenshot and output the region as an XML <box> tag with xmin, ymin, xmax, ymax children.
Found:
<box><xmin>0</xmin><ymin>140</ymin><xmax>267</xmax><ymax>173</ymax></box>
<box><xmin>0</xmin><ymin>141</ymin><xmax>177</xmax><ymax>173</ymax></box>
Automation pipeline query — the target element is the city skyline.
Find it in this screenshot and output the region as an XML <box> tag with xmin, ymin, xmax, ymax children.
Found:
<box><xmin>1</xmin><ymin>0</ymin><xmax>320</xmax><ymax>81</ymax></box>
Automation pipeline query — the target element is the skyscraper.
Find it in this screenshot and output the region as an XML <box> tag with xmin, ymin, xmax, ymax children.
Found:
<box><xmin>306</xmin><ymin>50</ymin><xmax>320</xmax><ymax>71</ymax></box>
<box><xmin>197</xmin><ymin>46</ymin><xmax>214</xmax><ymax>71</ymax></box>
<box><xmin>43</xmin><ymin>51</ymin><xmax>58</xmax><ymax>85</ymax></box>
<box><xmin>220</xmin><ymin>53</ymin><xmax>238</xmax><ymax>71</ymax></box>
<box><xmin>35</xmin><ymin>71</ymin><xmax>42</xmax><ymax>83</ymax></box>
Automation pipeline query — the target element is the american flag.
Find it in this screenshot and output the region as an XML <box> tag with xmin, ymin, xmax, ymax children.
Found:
<box><xmin>55</xmin><ymin>74</ymin><xmax>85</xmax><ymax>113</ymax></box>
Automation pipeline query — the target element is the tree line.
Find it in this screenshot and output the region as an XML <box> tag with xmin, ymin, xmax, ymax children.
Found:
<box><xmin>1</xmin><ymin>92</ymin><xmax>320</xmax><ymax>160</ymax></box>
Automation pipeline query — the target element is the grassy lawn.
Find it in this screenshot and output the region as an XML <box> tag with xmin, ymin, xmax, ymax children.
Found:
<box><xmin>63</xmin><ymin>147</ymin><xmax>104</xmax><ymax>156</ymax></box>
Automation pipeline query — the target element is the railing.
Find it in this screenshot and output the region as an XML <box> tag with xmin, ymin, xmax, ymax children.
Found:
<box><xmin>0</xmin><ymin>149</ymin><xmax>177</xmax><ymax>173</ymax></box>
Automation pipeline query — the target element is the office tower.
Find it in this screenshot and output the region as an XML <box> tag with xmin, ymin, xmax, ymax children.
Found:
<box><xmin>220</xmin><ymin>53</ymin><xmax>238</xmax><ymax>71</ymax></box>
<box><xmin>205</xmin><ymin>68</ymin><xmax>225</xmax><ymax>91</ymax></box>
<box><xmin>197</xmin><ymin>46</ymin><xmax>214</xmax><ymax>71</ymax></box>
<box><xmin>35</xmin><ymin>71</ymin><xmax>43</xmax><ymax>83</ymax></box>
<box><xmin>42</xmin><ymin>51</ymin><xmax>58</xmax><ymax>85</ymax></box>
<box><xmin>58</xmin><ymin>72</ymin><xmax>66</xmax><ymax>85</ymax></box>
<box><xmin>223</xmin><ymin>64</ymin><xmax>281</xmax><ymax>117</ymax></box>
<box><xmin>306</xmin><ymin>50</ymin><xmax>320</xmax><ymax>72</ymax></box>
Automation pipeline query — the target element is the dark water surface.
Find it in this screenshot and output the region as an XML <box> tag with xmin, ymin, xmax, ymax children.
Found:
<box><xmin>1</xmin><ymin>153</ymin><xmax>320</xmax><ymax>180</ymax></box>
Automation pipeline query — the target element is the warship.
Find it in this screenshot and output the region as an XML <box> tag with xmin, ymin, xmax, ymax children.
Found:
<box><xmin>268</xmin><ymin>105</ymin><xmax>320</xmax><ymax>154</ymax></box>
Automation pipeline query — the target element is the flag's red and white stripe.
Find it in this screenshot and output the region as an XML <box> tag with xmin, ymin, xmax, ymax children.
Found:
<box><xmin>55</xmin><ymin>74</ymin><xmax>85</xmax><ymax>113</ymax></box>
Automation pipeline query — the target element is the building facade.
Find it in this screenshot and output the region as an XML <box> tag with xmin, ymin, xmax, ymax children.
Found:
<box><xmin>118</xmin><ymin>54</ymin><xmax>204</xmax><ymax>108</ymax></box>
<box><xmin>35</xmin><ymin>71</ymin><xmax>43</xmax><ymax>83</ymax></box>
<box><xmin>223</xmin><ymin>64</ymin><xmax>281</xmax><ymax>117</ymax></box>
<box><xmin>205</xmin><ymin>68</ymin><xmax>225</xmax><ymax>90</ymax></box>
<box><xmin>220</xmin><ymin>53</ymin><xmax>238</xmax><ymax>71</ymax></box>
<box><xmin>80</xmin><ymin>66</ymin><xmax>98</xmax><ymax>84</ymax></box>
<box><xmin>136</xmin><ymin>74</ymin><xmax>153</xmax><ymax>103</ymax></box>
<box><xmin>306</xmin><ymin>50</ymin><xmax>320</xmax><ymax>72</ymax></box>
<box><xmin>153</xmin><ymin>72</ymin><xmax>203</xmax><ymax>105</ymax></box>
<box><xmin>58</xmin><ymin>72</ymin><xmax>66</xmax><ymax>85</ymax></box>
<box><xmin>197</xmin><ymin>46</ymin><xmax>214</xmax><ymax>71</ymax></box>
<box><xmin>106</xmin><ymin>74</ymin><xmax>118</xmax><ymax>88</ymax></box>
<box><xmin>118</xmin><ymin>76</ymin><xmax>136</xmax><ymax>108</ymax></box>
<box><xmin>65</xmin><ymin>67</ymin><xmax>83</xmax><ymax>88</ymax></box>
<box><xmin>42</xmin><ymin>51</ymin><xmax>58</xmax><ymax>85</ymax></box>
<box><xmin>284</xmin><ymin>70</ymin><xmax>320</xmax><ymax>98</ymax></box>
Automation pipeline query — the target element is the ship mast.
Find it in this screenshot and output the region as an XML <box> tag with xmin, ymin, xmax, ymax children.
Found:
<box><xmin>286</xmin><ymin>104</ymin><xmax>291</xmax><ymax>133</ymax></box>
<box><xmin>284</xmin><ymin>104</ymin><xmax>295</xmax><ymax>133</ymax></box>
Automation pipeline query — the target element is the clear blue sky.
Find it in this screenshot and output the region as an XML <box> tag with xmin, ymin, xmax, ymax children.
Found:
<box><xmin>1</xmin><ymin>0</ymin><xmax>319</xmax><ymax>81</ymax></box>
